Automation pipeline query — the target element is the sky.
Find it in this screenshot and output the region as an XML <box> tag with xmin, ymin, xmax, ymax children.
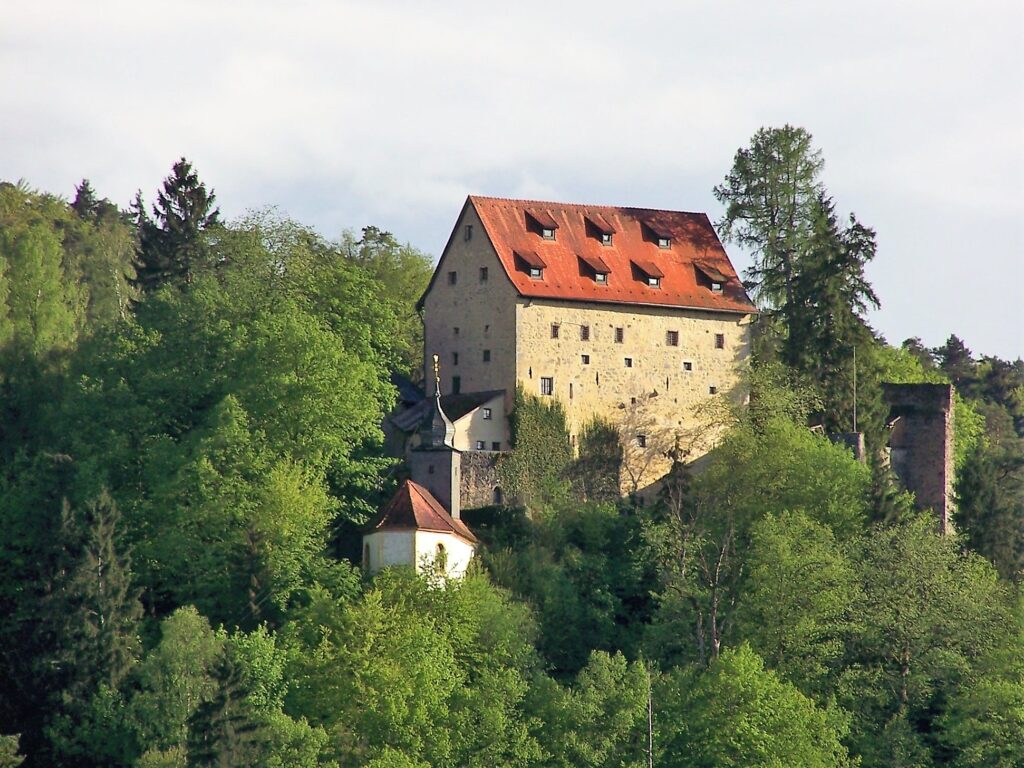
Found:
<box><xmin>3</xmin><ymin>0</ymin><xmax>1022</xmax><ymax>359</ymax></box>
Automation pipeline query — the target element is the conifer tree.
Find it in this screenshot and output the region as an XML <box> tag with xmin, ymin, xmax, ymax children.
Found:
<box><xmin>135</xmin><ymin>158</ymin><xmax>220</xmax><ymax>292</ymax></box>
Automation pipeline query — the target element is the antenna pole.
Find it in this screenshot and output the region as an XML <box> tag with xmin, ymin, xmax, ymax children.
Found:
<box><xmin>853</xmin><ymin>345</ymin><xmax>857</xmax><ymax>432</ymax></box>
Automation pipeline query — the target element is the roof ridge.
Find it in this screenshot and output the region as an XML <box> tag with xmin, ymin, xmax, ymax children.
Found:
<box><xmin>468</xmin><ymin>194</ymin><xmax>709</xmax><ymax>218</ymax></box>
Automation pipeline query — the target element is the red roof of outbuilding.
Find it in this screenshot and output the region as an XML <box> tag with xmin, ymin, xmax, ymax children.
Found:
<box><xmin>363</xmin><ymin>479</ymin><xmax>478</xmax><ymax>544</ymax></box>
<box><xmin>467</xmin><ymin>196</ymin><xmax>757</xmax><ymax>314</ymax></box>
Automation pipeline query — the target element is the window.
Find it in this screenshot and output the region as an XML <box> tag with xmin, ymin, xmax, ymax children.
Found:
<box><xmin>452</xmin><ymin>376</ymin><xmax>461</xmax><ymax>394</ymax></box>
<box><xmin>529</xmin><ymin>266</ymin><xmax>543</xmax><ymax>279</ymax></box>
<box><xmin>711</xmin><ymin>281</ymin><xmax>722</xmax><ymax>292</ymax></box>
<box><xmin>614</xmin><ymin>327</ymin><xmax>624</xmax><ymax>343</ymax></box>
<box><xmin>541</xmin><ymin>227</ymin><xmax>556</xmax><ymax>240</ymax></box>
<box><xmin>709</xmin><ymin>386</ymin><xmax>718</xmax><ymax>395</ymax></box>
<box><xmin>492</xmin><ymin>441</ymin><xmax>501</xmax><ymax>451</ymax></box>
<box><xmin>657</xmin><ymin>236</ymin><xmax>671</xmax><ymax>249</ymax></box>
<box><xmin>447</xmin><ymin>270</ymin><xmax>457</xmax><ymax>285</ymax></box>
<box><xmin>666</xmin><ymin>330</ymin><xmax>679</xmax><ymax>346</ymax></box>
<box><xmin>484</xmin><ymin>324</ymin><xmax>490</xmax><ymax>334</ymax></box>
<box><xmin>601</xmin><ymin>232</ymin><xmax>613</xmax><ymax>246</ymax></box>
<box><xmin>569</xmin><ymin>383</ymin><xmax>574</xmax><ymax>399</ymax></box>
<box><xmin>637</xmin><ymin>434</ymin><xmax>647</xmax><ymax>448</ymax></box>
<box><xmin>465</xmin><ymin>224</ymin><xmax>473</xmax><ymax>241</ymax></box>
<box><xmin>479</xmin><ymin>266</ymin><xmax>488</xmax><ymax>282</ymax></box>
<box><xmin>483</xmin><ymin>407</ymin><xmax>492</xmax><ymax>420</ymax></box>
<box><xmin>624</xmin><ymin>357</ymin><xmax>633</xmax><ymax>368</ymax></box>
<box><xmin>551</xmin><ymin>324</ymin><xmax>560</xmax><ymax>339</ymax></box>
<box><xmin>483</xmin><ymin>349</ymin><xmax>491</xmax><ymax>362</ymax></box>
<box><xmin>540</xmin><ymin>377</ymin><xmax>553</xmax><ymax>396</ymax></box>
<box><xmin>452</xmin><ymin>352</ymin><xmax>459</xmax><ymax>365</ymax></box>
<box><xmin>453</xmin><ymin>326</ymin><xmax>460</xmax><ymax>336</ymax></box>
<box><xmin>475</xmin><ymin>440</ymin><xmax>485</xmax><ymax>450</ymax></box>
<box><xmin>683</xmin><ymin>361</ymin><xmax>693</xmax><ymax>371</ymax></box>
<box><xmin>715</xmin><ymin>333</ymin><xmax>725</xmax><ymax>349</ymax></box>
<box><xmin>647</xmin><ymin>275</ymin><xmax>661</xmax><ymax>287</ymax></box>
<box><xmin>581</xmin><ymin>354</ymin><xmax>590</xmax><ymax>365</ymax></box>
<box><xmin>493</xmin><ymin>487</ymin><xmax>503</xmax><ymax>504</ymax></box>
<box><xmin>631</xmin><ymin>396</ymin><xmax>637</xmax><ymax>405</ymax></box>
<box><xmin>580</xmin><ymin>325</ymin><xmax>590</xmax><ymax>341</ymax></box>
<box><xmin>595</xmin><ymin>272</ymin><xmax>608</xmax><ymax>284</ymax></box>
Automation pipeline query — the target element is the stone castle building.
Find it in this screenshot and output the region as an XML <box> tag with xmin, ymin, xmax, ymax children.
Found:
<box><xmin>417</xmin><ymin>196</ymin><xmax>758</xmax><ymax>482</ymax></box>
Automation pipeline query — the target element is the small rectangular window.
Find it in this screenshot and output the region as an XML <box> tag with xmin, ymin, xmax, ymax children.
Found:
<box><xmin>541</xmin><ymin>227</ymin><xmax>556</xmax><ymax>240</ymax></box>
<box><xmin>452</xmin><ymin>376</ymin><xmax>461</xmax><ymax>394</ymax></box>
<box><xmin>551</xmin><ymin>324</ymin><xmax>560</xmax><ymax>339</ymax></box>
<box><xmin>624</xmin><ymin>357</ymin><xmax>633</xmax><ymax>368</ymax></box>
<box><xmin>715</xmin><ymin>333</ymin><xmax>725</xmax><ymax>349</ymax></box>
<box><xmin>482</xmin><ymin>407</ymin><xmax>492</xmax><ymax>420</ymax></box>
<box><xmin>711</xmin><ymin>281</ymin><xmax>722</xmax><ymax>292</ymax></box>
<box><xmin>483</xmin><ymin>349</ymin><xmax>491</xmax><ymax>362</ymax></box>
<box><xmin>657</xmin><ymin>236</ymin><xmax>671</xmax><ymax>249</ymax></box>
<box><xmin>709</xmin><ymin>385</ymin><xmax>718</xmax><ymax>395</ymax></box>
<box><xmin>595</xmin><ymin>272</ymin><xmax>608</xmax><ymax>284</ymax></box>
<box><xmin>637</xmin><ymin>434</ymin><xmax>647</xmax><ymax>448</ymax></box>
<box><xmin>601</xmin><ymin>232</ymin><xmax>612</xmax><ymax>246</ymax></box>
<box><xmin>580</xmin><ymin>325</ymin><xmax>590</xmax><ymax>341</ymax></box>
<box><xmin>666</xmin><ymin>330</ymin><xmax>679</xmax><ymax>346</ymax></box>
<box><xmin>491</xmin><ymin>441</ymin><xmax>501</xmax><ymax>451</ymax></box>
<box><xmin>529</xmin><ymin>266</ymin><xmax>543</xmax><ymax>279</ymax></box>
<box><xmin>647</xmin><ymin>276</ymin><xmax>661</xmax><ymax>287</ymax></box>
<box><xmin>453</xmin><ymin>326</ymin><xmax>460</xmax><ymax>336</ymax></box>
<box><xmin>581</xmin><ymin>354</ymin><xmax>590</xmax><ymax>365</ymax></box>
<box><xmin>475</xmin><ymin>440</ymin><xmax>485</xmax><ymax>450</ymax></box>
<box><xmin>452</xmin><ymin>352</ymin><xmax>459</xmax><ymax>365</ymax></box>
<box><xmin>569</xmin><ymin>382</ymin><xmax>574</xmax><ymax>399</ymax></box>
<box><xmin>683</xmin><ymin>361</ymin><xmax>693</xmax><ymax>371</ymax></box>
<box><xmin>615</xmin><ymin>327</ymin><xmax>624</xmax><ymax>343</ymax></box>
<box><xmin>448</xmin><ymin>271</ymin><xmax>457</xmax><ymax>285</ymax></box>
<box><xmin>540</xmin><ymin>377</ymin><xmax>553</xmax><ymax>396</ymax></box>
<box><xmin>465</xmin><ymin>224</ymin><xmax>473</xmax><ymax>241</ymax></box>
<box><xmin>480</xmin><ymin>266</ymin><xmax>488</xmax><ymax>282</ymax></box>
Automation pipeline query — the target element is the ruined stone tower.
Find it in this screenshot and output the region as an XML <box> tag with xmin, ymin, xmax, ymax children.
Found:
<box><xmin>883</xmin><ymin>383</ymin><xmax>955</xmax><ymax>534</ymax></box>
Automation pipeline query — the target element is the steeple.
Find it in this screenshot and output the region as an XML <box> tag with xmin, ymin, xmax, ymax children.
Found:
<box><xmin>419</xmin><ymin>354</ymin><xmax>456</xmax><ymax>449</ymax></box>
<box><xmin>409</xmin><ymin>354</ymin><xmax>462</xmax><ymax>519</ymax></box>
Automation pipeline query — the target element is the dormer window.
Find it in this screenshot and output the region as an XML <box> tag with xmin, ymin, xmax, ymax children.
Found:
<box><xmin>657</xmin><ymin>236</ymin><xmax>671</xmax><ymax>249</ymax></box>
<box><xmin>643</xmin><ymin>220</ymin><xmax>673</xmax><ymax>249</ymax></box>
<box><xmin>711</xmin><ymin>281</ymin><xmax>723</xmax><ymax>292</ymax></box>
<box><xmin>585</xmin><ymin>213</ymin><xmax>616</xmax><ymax>246</ymax></box>
<box><xmin>632</xmin><ymin>258</ymin><xmax>664</xmax><ymax>288</ymax></box>
<box><xmin>595</xmin><ymin>272</ymin><xmax>608</xmax><ymax>284</ymax></box>
<box><xmin>696</xmin><ymin>263</ymin><xmax>729</xmax><ymax>293</ymax></box>
<box><xmin>578</xmin><ymin>253</ymin><xmax>611</xmax><ymax>285</ymax></box>
<box><xmin>526</xmin><ymin>209</ymin><xmax>559</xmax><ymax>240</ymax></box>
<box><xmin>515</xmin><ymin>249</ymin><xmax>547</xmax><ymax>280</ymax></box>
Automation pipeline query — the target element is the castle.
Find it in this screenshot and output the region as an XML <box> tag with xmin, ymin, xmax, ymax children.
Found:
<box><xmin>367</xmin><ymin>196</ymin><xmax>757</xmax><ymax>574</ymax></box>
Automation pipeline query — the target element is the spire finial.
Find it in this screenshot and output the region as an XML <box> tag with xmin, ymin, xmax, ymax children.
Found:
<box><xmin>433</xmin><ymin>353</ymin><xmax>441</xmax><ymax>396</ymax></box>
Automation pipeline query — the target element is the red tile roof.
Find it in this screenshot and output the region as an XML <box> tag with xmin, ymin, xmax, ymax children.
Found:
<box><xmin>363</xmin><ymin>479</ymin><xmax>478</xmax><ymax>544</ymax></box>
<box><xmin>467</xmin><ymin>196</ymin><xmax>757</xmax><ymax>314</ymax></box>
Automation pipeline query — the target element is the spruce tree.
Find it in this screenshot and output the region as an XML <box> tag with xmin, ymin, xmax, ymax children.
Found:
<box><xmin>135</xmin><ymin>158</ymin><xmax>220</xmax><ymax>292</ymax></box>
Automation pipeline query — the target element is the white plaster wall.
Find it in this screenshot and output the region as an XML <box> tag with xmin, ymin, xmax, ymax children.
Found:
<box><xmin>363</xmin><ymin>530</ymin><xmax>415</xmax><ymax>574</ymax></box>
<box><xmin>415</xmin><ymin>530</ymin><xmax>476</xmax><ymax>580</ymax></box>
<box><xmin>451</xmin><ymin>393</ymin><xmax>509</xmax><ymax>451</ymax></box>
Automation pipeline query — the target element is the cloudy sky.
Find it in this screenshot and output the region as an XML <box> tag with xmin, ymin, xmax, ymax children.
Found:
<box><xmin>3</xmin><ymin>1</ymin><xmax>1022</xmax><ymax>358</ymax></box>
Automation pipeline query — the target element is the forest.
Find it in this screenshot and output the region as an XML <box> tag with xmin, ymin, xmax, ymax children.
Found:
<box><xmin>0</xmin><ymin>126</ymin><xmax>1021</xmax><ymax>768</ymax></box>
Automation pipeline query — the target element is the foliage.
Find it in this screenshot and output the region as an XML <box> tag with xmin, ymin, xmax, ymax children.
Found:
<box><xmin>497</xmin><ymin>387</ymin><xmax>573</xmax><ymax>510</ymax></box>
<box><xmin>656</xmin><ymin>644</ymin><xmax>853</xmax><ymax>767</ymax></box>
<box><xmin>573</xmin><ymin>417</ymin><xmax>622</xmax><ymax>503</ymax></box>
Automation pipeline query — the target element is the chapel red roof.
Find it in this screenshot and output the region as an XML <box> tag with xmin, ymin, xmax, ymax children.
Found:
<box><xmin>363</xmin><ymin>479</ymin><xmax>478</xmax><ymax>544</ymax></box>
<box><xmin>465</xmin><ymin>196</ymin><xmax>757</xmax><ymax>314</ymax></box>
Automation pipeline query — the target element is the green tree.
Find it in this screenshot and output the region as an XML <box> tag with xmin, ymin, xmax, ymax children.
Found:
<box><xmin>656</xmin><ymin>644</ymin><xmax>852</xmax><ymax>767</ymax></box>
<box><xmin>842</xmin><ymin>517</ymin><xmax>1015</xmax><ymax>767</ymax></box>
<box><xmin>733</xmin><ymin>511</ymin><xmax>860</xmax><ymax>700</ymax></box>
<box><xmin>135</xmin><ymin>158</ymin><xmax>220</xmax><ymax>292</ymax></box>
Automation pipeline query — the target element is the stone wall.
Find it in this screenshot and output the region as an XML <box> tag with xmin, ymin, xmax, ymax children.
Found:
<box><xmin>459</xmin><ymin>449</ymin><xmax>504</xmax><ymax>510</ymax></box>
<box><xmin>883</xmin><ymin>383</ymin><xmax>955</xmax><ymax>533</ymax></box>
